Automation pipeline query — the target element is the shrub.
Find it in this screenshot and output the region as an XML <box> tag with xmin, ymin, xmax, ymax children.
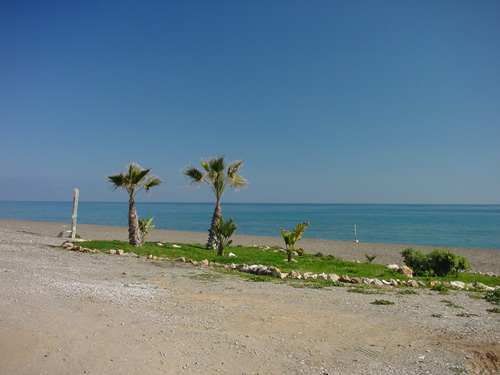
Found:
<box><xmin>400</xmin><ymin>248</ymin><xmax>471</xmax><ymax>277</ymax></box>
<box><xmin>280</xmin><ymin>222</ymin><xmax>309</xmax><ymax>262</ymax></box>
<box><xmin>486</xmin><ymin>289</ymin><xmax>500</xmax><ymax>305</ymax></box>
<box><xmin>365</xmin><ymin>254</ymin><xmax>377</xmax><ymax>263</ymax></box>
<box><xmin>139</xmin><ymin>217</ymin><xmax>155</xmax><ymax>245</ymax></box>
<box><xmin>214</xmin><ymin>216</ymin><xmax>237</xmax><ymax>256</ymax></box>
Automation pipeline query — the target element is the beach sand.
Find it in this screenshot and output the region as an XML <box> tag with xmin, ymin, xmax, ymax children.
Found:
<box><xmin>1</xmin><ymin>219</ymin><xmax>500</xmax><ymax>374</ymax></box>
<box><xmin>2</xmin><ymin>219</ymin><xmax>499</xmax><ymax>274</ymax></box>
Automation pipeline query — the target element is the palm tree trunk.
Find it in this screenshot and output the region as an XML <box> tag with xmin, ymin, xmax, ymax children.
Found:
<box><xmin>206</xmin><ymin>199</ymin><xmax>221</xmax><ymax>250</ymax></box>
<box><xmin>128</xmin><ymin>197</ymin><xmax>141</xmax><ymax>246</ymax></box>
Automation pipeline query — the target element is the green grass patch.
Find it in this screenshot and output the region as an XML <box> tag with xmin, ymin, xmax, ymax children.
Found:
<box><xmin>441</xmin><ymin>300</ymin><xmax>463</xmax><ymax>309</ymax></box>
<box><xmin>486</xmin><ymin>289</ymin><xmax>500</xmax><ymax>305</ymax></box>
<box><xmin>456</xmin><ymin>313</ymin><xmax>477</xmax><ymax>318</ymax></box>
<box><xmin>74</xmin><ymin>240</ymin><xmax>500</xmax><ymax>288</ymax></box>
<box><xmin>487</xmin><ymin>308</ymin><xmax>500</xmax><ymax>313</ymax></box>
<box><xmin>371</xmin><ymin>299</ymin><xmax>395</xmax><ymax>305</ymax></box>
<box><xmin>467</xmin><ymin>293</ymin><xmax>484</xmax><ymax>300</ymax></box>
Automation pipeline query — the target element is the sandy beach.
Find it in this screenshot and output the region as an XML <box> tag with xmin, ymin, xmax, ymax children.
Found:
<box><xmin>1</xmin><ymin>219</ymin><xmax>499</xmax><ymax>374</ymax></box>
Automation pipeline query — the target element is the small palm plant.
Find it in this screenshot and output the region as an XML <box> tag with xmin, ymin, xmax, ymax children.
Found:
<box><xmin>139</xmin><ymin>217</ymin><xmax>155</xmax><ymax>245</ymax></box>
<box><xmin>214</xmin><ymin>216</ymin><xmax>237</xmax><ymax>256</ymax></box>
<box><xmin>183</xmin><ymin>156</ymin><xmax>247</xmax><ymax>250</ymax></box>
<box><xmin>280</xmin><ymin>222</ymin><xmax>309</xmax><ymax>262</ymax></box>
<box><xmin>107</xmin><ymin>163</ymin><xmax>161</xmax><ymax>246</ymax></box>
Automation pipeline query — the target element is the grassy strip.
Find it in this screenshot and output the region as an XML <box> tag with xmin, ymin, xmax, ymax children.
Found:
<box><xmin>78</xmin><ymin>240</ymin><xmax>500</xmax><ymax>287</ymax></box>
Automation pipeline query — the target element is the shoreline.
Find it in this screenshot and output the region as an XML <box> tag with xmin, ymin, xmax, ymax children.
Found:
<box><xmin>1</xmin><ymin>218</ymin><xmax>499</xmax><ymax>274</ymax></box>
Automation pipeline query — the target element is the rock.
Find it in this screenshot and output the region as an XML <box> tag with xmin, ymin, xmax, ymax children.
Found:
<box><xmin>303</xmin><ymin>272</ymin><xmax>314</xmax><ymax>280</ymax></box>
<box><xmin>156</xmin><ymin>243</ymin><xmax>163</xmax><ymax>246</ymax></box>
<box><xmin>229</xmin><ymin>263</ymin><xmax>237</xmax><ymax>269</ymax></box>
<box><xmin>430</xmin><ymin>281</ymin><xmax>441</xmax><ymax>287</ymax></box>
<box><xmin>147</xmin><ymin>254</ymin><xmax>153</xmax><ymax>259</ymax></box>
<box><xmin>240</xmin><ymin>264</ymin><xmax>250</xmax><ymax>273</ymax></box>
<box><xmin>371</xmin><ymin>279</ymin><xmax>384</xmax><ymax>286</ymax></box>
<box><xmin>407</xmin><ymin>280</ymin><xmax>419</xmax><ymax>288</ymax></box>
<box><xmin>200</xmin><ymin>259</ymin><xmax>209</xmax><ymax>266</ymax></box>
<box><xmin>328</xmin><ymin>274</ymin><xmax>340</xmax><ymax>282</ymax></box>
<box><xmin>117</xmin><ymin>249</ymin><xmax>125</xmax><ymax>256</ymax></box>
<box><xmin>417</xmin><ymin>281</ymin><xmax>426</xmax><ymax>287</ymax></box>
<box><xmin>277</xmin><ymin>272</ymin><xmax>287</xmax><ymax>279</ymax></box>
<box><xmin>270</xmin><ymin>267</ymin><xmax>282</xmax><ymax>278</ymax></box>
<box><xmin>108</xmin><ymin>249</ymin><xmax>117</xmax><ymax>255</ymax></box>
<box><xmin>171</xmin><ymin>244</ymin><xmax>181</xmax><ymax>248</ymax></box>
<box><xmin>228</xmin><ymin>252</ymin><xmax>237</xmax><ymax>257</ymax></box>
<box><xmin>350</xmin><ymin>277</ymin><xmax>362</xmax><ymax>284</ymax></box>
<box><xmin>317</xmin><ymin>273</ymin><xmax>328</xmax><ymax>281</ymax></box>
<box><xmin>382</xmin><ymin>280</ymin><xmax>391</xmax><ymax>285</ymax></box>
<box><xmin>126</xmin><ymin>252</ymin><xmax>137</xmax><ymax>257</ymax></box>
<box><xmin>361</xmin><ymin>278</ymin><xmax>372</xmax><ymax>285</ymax></box>
<box><xmin>388</xmin><ymin>279</ymin><xmax>398</xmax><ymax>286</ymax></box>
<box><xmin>176</xmin><ymin>257</ymin><xmax>186</xmax><ymax>262</ymax></box>
<box><xmin>473</xmin><ymin>282</ymin><xmax>495</xmax><ymax>292</ymax></box>
<box><xmin>387</xmin><ymin>264</ymin><xmax>399</xmax><ymax>270</ymax></box>
<box><xmin>450</xmin><ymin>281</ymin><xmax>466</xmax><ymax>289</ymax></box>
<box><xmin>256</xmin><ymin>265</ymin><xmax>269</xmax><ymax>275</ymax></box>
<box><xmin>396</xmin><ymin>266</ymin><xmax>413</xmax><ymax>278</ymax></box>
<box><xmin>339</xmin><ymin>275</ymin><xmax>351</xmax><ymax>283</ymax></box>
<box><xmin>288</xmin><ymin>271</ymin><xmax>302</xmax><ymax>279</ymax></box>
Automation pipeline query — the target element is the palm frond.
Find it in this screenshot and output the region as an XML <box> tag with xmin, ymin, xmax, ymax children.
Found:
<box><xmin>183</xmin><ymin>166</ymin><xmax>204</xmax><ymax>185</ymax></box>
<box><xmin>144</xmin><ymin>175</ymin><xmax>162</xmax><ymax>192</ymax></box>
<box><xmin>107</xmin><ymin>173</ymin><xmax>127</xmax><ymax>190</ymax></box>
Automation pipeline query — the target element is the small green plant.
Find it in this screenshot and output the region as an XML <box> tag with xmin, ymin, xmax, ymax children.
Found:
<box><xmin>431</xmin><ymin>283</ymin><xmax>449</xmax><ymax>294</ymax></box>
<box><xmin>365</xmin><ymin>254</ymin><xmax>377</xmax><ymax>263</ymax></box>
<box><xmin>487</xmin><ymin>308</ymin><xmax>500</xmax><ymax>313</ymax></box>
<box><xmin>138</xmin><ymin>217</ymin><xmax>155</xmax><ymax>245</ymax></box>
<box><xmin>486</xmin><ymin>289</ymin><xmax>500</xmax><ymax>305</ymax></box>
<box><xmin>467</xmin><ymin>293</ymin><xmax>484</xmax><ymax>300</ymax></box>
<box><xmin>371</xmin><ymin>299</ymin><xmax>394</xmax><ymax>305</ymax></box>
<box><xmin>280</xmin><ymin>222</ymin><xmax>309</xmax><ymax>262</ymax></box>
<box><xmin>213</xmin><ymin>216</ymin><xmax>237</xmax><ymax>256</ymax></box>
<box><xmin>456</xmin><ymin>313</ymin><xmax>476</xmax><ymax>318</ymax></box>
<box><xmin>431</xmin><ymin>313</ymin><xmax>443</xmax><ymax>318</ymax></box>
<box><xmin>441</xmin><ymin>300</ymin><xmax>463</xmax><ymax>309</ymax></box>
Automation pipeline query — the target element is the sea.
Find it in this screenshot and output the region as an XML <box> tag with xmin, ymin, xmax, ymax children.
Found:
<box><xmin>0</xmin><ymin>201</ymin><xmax>499</xmax><ymax>250</ymax></box>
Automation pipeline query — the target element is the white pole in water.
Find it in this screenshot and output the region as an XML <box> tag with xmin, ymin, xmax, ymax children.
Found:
<box><xmin>71</xmin><ymin>188</ymin><xmax>79</xmax><ymax>239</ymax></box>
<box><xmin>353</xmin><ymin>223</ymin><xmax>359</xmax><ymax>243</ymax></box>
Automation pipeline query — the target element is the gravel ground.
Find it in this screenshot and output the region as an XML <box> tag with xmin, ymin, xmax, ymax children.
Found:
<box><xmin>0</xmin><ymin>220</ymin><xmax>499</xmax><ymax>374</ymax></box>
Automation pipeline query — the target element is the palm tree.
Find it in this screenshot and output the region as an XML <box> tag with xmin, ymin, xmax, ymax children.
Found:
<box><xmin>107</xmin><ymin>163</ymin><xmax>162</xmax><ymax>246</ymax></box>
<box><xmin>184</xmin><ymin>156</ymin><xmax>247</xmax><ymax>249</ymax></box>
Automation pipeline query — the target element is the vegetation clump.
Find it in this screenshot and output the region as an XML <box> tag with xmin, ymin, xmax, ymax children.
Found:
<box><xmin>214</xmin><ymin>216</ymin><xmax>237</xmax><ymax>256</ymax></box>
<box><xmin>400</xmin><ymin>248</ymin><xmax>470</xmax><ymax>277</ymax></box>
<box><xmin>280</xmin><ymin>222</ymin><xmax>309</xmax><ymax>262</ymax></box>
<box><xmin>139</xmin><ymin>217</ymin><xmax>155</xmax><ymax>245</ymax></box>
<box><xmin>371</xmin><ymin>299</ymin><xmax>395</xmax><ymax>305</ymax></box>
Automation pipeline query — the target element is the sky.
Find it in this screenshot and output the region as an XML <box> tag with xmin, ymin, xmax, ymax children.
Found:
<box><xmin>1</xmin><ymin>0</ymin><xmax>499</xmax><ymax>204</ymax></box>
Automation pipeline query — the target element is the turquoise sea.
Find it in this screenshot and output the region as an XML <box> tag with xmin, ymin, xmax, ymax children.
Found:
<box><xmin>1</xmin><ymin>201</ymin><xmax>499</xmax><ymax>250</ymax></box>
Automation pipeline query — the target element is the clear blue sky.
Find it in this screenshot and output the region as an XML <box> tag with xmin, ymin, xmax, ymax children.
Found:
<box><xmin>1</xmin><ymin>1</ymin><xmax>499</xmax><ymax>204</ymax></box>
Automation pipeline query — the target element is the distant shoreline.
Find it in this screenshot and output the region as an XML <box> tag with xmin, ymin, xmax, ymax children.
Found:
<box><xmin>1</xmin><ymin>218</ymin><xmax>499</xmax><ymax>275</ymax></box>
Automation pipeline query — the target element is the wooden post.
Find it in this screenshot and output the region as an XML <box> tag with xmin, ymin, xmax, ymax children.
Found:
<box><xmin>71</xmin><ymin>188</ymin><xmax>79</xmax><ymax>239</ymax></box>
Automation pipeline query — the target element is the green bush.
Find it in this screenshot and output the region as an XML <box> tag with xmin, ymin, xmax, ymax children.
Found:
<box><xmin>400</xmin><ymin>248</ymin><xmax>470</xmax><ymax>277</ymax></box>
<box><xmin>214</xmin><ymin>216</ymin><xmax>237</xmax><ymax>256</ymax></box>
<box><xmin>139</xmin><ymin>217</ymin><xmax>155</xmax><ymax>245</ymax></box>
